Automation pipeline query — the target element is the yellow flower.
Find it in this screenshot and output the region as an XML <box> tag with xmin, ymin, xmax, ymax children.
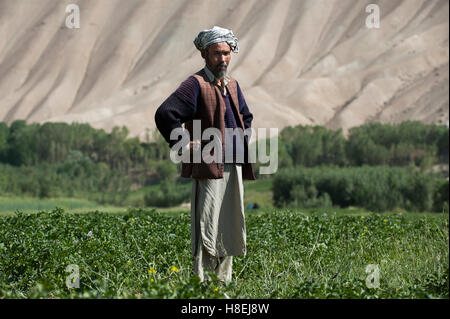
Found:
<box><xmin>361</xmin><ymin>232</ymin><xmax>365</xmax><ymax>236</ymax></box>
<box><xmin>130</xmin><ymin>218</ymin><xmax>135</xmax><ymax>222</ymax></box>
<box><xmin>383</xmin><ymin>219</ymin><xmax>388</xmax><ymax>223</ymax></box>
<box><xmin>214</xmin><ymin>287</ymin><xmax>219</xmax><ymax>292</ymax></box>
<box><xmin>171</xmin><ymin>266</ymin><xmax>179</xmax><ymax>273</ymax></box>
<box><xmin>148</xmin><ymin>268</ymin><xmax>156</xmax><ymax>274</ymax></box>
<box><xmin>361</xmin><ymin>216</ymin><xmax>365</xmax><ymax>219</ymax></box>
<box><xmin>150</xmin><ymin>278</ymin><xmax>154</xmax><ymax>283</ymax></box>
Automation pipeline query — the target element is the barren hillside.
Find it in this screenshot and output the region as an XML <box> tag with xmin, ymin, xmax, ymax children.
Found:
<box><xmin>0</xmin><ymin>0</ymin><xmax>448</xmax><ymax>140</ymax></box>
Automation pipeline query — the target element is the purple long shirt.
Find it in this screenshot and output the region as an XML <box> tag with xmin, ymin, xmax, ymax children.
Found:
<box><xmin>155</xmin><ymin>74</ymin><xmax>253</xmax><ymax>163</ymax></box>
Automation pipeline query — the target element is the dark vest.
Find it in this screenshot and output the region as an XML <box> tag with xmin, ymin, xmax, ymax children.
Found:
<box><xmin>181</xmin><ymin>69</ymin><xmax>256</xmax><ymax>180</ymax></box>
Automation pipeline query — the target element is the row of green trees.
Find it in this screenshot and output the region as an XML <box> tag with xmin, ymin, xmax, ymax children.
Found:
<box><xmin>2</xmin><ymin>120</ymin><xmax>446</xmax><ymax>171</ymax></box>
<box><xmin>276</xmin><ymin>121</ymin><xmax>448</xmax><ymax>169</ymax></box>
<box><xmin>273</xmin><ymin>166</ymin><xmax>448</xmax><ymax>212</ymax></box>
<box><xmin>1</xmin><ymin>120</ymin><xmax>448</xmax><ymax>209</ymax></box>
<box><xmin>0</xmin><ymin>121</ymin><xmax>168</xmax><ymax>170</ymax></box>
<box><xmin>0</xmin><ymin>121</ymin><xmax>177</xmax><ymax>203</ymax></box>
<box><xmin>0</xmin><ymin>156</ymin><xmax>130</xmax><ymax>205</ymax></box>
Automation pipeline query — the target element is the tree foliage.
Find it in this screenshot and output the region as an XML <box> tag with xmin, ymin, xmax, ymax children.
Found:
<box><xmin>273</xmin><ymin>166</ymin><xmax>448</xmax><ymax>212</ymax></box>
<box><xmin>274</xmin><ymin>121</ymin><xmax>448</xmax><ymax>169</ymax></box>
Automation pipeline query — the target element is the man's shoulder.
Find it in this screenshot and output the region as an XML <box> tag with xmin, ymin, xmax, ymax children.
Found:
<box><xmin>175</xmin><ymin>75</ymin><xmax>201</xmax><ymax>101</ymax></box>
<box><xmin>193</xmin><ymin>68</ymin><xmax>206</xmax><ymax>76</ymax></box>
<box><xmin>191</xmin><ymin>69</ymin><xmax>209</xmax><ymax>84</ymax></box>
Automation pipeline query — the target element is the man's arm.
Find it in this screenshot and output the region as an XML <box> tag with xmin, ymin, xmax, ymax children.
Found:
<box><xmin>236</xmin><ymin>81</ymin><xmax>253</xmax><ymax>130</ymax></box>
<box><xmin>154</xmin><ymin>76</ymin><xmax>200</xmax><ymax>148</ymax></box>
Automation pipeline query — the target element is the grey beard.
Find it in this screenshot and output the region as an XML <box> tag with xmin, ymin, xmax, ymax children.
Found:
<box><xmin>216</xmin><ymin>68</ymin><xmax>227</xmax><ymax>79</ymax></box>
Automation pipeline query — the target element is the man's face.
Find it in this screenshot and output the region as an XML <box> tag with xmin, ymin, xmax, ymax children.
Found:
<box><xmin>202</xmin><ymin>42</ymin><xmax>231</xmax><ymax>80</ymax></box>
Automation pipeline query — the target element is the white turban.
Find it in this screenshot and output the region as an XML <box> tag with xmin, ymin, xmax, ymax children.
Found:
<box><xmin>193</xmin><ymin>26</ymin><xmax>239</xmax><ymax>53</ymax></box>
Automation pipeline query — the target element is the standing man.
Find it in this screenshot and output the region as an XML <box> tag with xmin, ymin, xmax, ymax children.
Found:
<box><xmin>154</xmin><ymin>26</ymin><xmax>255</xmax><ymax>283</ymax></box>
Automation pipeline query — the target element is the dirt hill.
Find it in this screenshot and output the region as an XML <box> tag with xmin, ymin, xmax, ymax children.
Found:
<box><xmin>0</xmin><ymin>0</ymin><xmax>448</xmax><ymax>140</ymax></box>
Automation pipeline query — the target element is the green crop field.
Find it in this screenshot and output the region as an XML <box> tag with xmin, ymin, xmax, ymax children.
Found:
<box><xmin>0</xmin><ymin>207</ymin><xmax>448</xmax><ymax>299</ymax></box>
<box><xmin>0</xmin><ymin>118</ymin><xmax>448</xmax><ymax>300</ymax></box>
